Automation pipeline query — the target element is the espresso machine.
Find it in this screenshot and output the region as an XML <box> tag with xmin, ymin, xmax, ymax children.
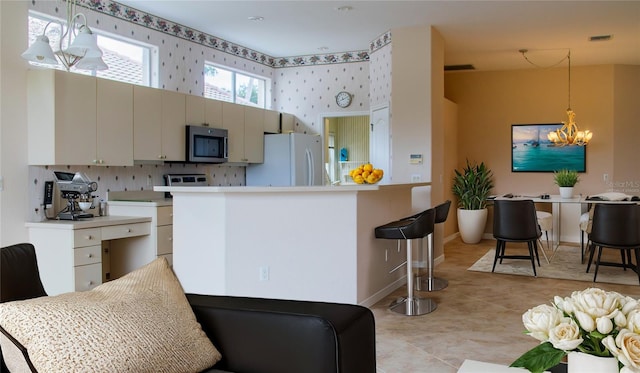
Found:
<box><xmin>53</xmin><ymin>171</ymin><xmax>98</xmax><ymax>220</ymax></box>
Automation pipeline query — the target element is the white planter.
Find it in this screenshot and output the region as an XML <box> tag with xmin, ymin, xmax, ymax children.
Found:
<box><xmin>567</xmin><ymin>351</ymin><xmax>617</xmax><ymax>373</ymax></box>
<box><xmin>559</xmin><ymin>187</ymin><xmax>574</xmax><ymax>199</ymax></box>
<box><xmin>457</xmin><ymin>208</ymin><xmax>488</xmax><ymax>244</ymax></box>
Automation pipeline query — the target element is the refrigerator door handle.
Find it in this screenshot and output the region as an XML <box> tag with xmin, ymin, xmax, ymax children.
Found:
<box><xmin>306</xmin><ymin>148</ymin><xmax>313</xmax><ymax>185</ymax></box>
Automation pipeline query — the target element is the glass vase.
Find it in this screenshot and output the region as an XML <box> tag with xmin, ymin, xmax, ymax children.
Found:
<box><xmin>567</xmin><ymin>351</ymin><xmax>618</xmax><ymax>373</ymax></box>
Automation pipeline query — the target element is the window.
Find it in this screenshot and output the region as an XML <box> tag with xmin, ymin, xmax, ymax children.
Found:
<box><xmin>27</xmin><ymin>12</ymin><xmax>157</xmax><ymax>87</ymax></box>
<box><xmin>204</xmin><ymin>63</ymin><xmax>266</xmax><ymax>108</ymax></box>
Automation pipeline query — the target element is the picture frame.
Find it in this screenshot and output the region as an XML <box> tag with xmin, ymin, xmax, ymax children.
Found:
<box><xmin>511</xmin><ymin>123</ymin><xmax>586</xmax><ymax>172</ymax></box>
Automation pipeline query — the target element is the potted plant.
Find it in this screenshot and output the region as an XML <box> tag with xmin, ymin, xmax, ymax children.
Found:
<box><xmin>452</xmin><ymin>160</ymin><xmax>494</xmax><ymax>244</ymax></box>
<box><xmin>554</xmin><ymin>169</ymin><xmax>579</xmax><ymax>199</ymax></box>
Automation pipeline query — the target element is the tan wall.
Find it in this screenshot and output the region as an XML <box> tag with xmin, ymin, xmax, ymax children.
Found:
<box><xmin>445</xmin><ymin>64</ymin><xmax>640</xmax><ymax>236</ymax></box>
<box><xmin>444</xmin><ymin>65</ymin><xmax>638</xmax><ymax>198</ymax></box>
<box><xmin>443</xmin><ymin>98</ymin><xmax>458</xmax><ymax>237</ymax></box>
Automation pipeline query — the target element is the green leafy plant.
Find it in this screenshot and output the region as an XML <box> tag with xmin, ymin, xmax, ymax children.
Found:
<box><xmin>452</xmin><ymin>160</ymin><xmax>494</xmax><ymax>210</ymax></box>
<box><xmin>553</xmin><ymin>169</ymin><xmax>580</xmax><ymax>187</ymax></box>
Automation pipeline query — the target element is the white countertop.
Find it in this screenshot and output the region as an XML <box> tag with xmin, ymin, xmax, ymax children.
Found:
<box><xmin>25</xmin><ymin>216</ymin><xmax>152</xmax><ymax>230</ymax></box>
<box><xmin>155</xmin><ymin>182</ymin><xmax>430</xmax><ymax>194</ymax></box>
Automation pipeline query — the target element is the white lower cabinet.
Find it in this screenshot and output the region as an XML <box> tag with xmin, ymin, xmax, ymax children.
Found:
<box><xmin>27</xmin><ymin>218</ymin><xmax>151</xmax><ymax>296</ymax></box>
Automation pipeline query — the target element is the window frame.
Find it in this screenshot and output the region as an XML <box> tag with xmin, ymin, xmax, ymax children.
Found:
<box><xmin>204</xmin><ymin>62</ymin><xmax>268</xmax><ymax>109</ymax></box>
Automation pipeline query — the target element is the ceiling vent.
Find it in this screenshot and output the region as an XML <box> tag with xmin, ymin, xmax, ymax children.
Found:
<box><xmin>444</xmin><ymin>64</ymin><xmax>476</xmax><ymax>71</ymax></box>
<box><xmin>590</xmin><ymin>35</ymin><xmax>613</xmax><ymax>42</ymax></box>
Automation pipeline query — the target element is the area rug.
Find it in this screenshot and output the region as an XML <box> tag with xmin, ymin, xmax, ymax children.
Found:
<box><xmin>468</xmin><ymin>245</ymin><xmax>640</xmax><ymax>286</ymax></box>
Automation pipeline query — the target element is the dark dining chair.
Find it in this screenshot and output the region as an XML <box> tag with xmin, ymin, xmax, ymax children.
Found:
<box><xmin>585</xmin><ymin>203</ymin><xmax>640</xmax><ymax>284</ymax></box>
<box><xmin>492</xmin><ymin>199</ymin><xmax>542</xmax><ymax>276</ymax></box>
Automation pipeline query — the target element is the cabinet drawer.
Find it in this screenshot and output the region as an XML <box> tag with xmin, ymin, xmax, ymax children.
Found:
<box><xmin>102</xmin><ymin>222</ymin><xmax>150</xmax><ymax>240</ymax></box>
<box><xmin>157</xmin><ymin>206</ymin><xmax>173</xmax><ymax>226</ymax></box>
<box><xmin>74</xmin><ymin>245</ymin><xmax>101</xmax><ymax>266</ymax></box>
<box><xmin>157</xmin><ymin>225</ymin><xmax>173</xmax><ymax>255</ymax></box>
<box><xmin>74</xmin><ymin>263</ymin><xmax>102</xmax><ymax>291</ymax></box>
<box><xmin>74</xmin><ymin>228</ymin><xmax>102</xmax><ymax>248</ymax></box>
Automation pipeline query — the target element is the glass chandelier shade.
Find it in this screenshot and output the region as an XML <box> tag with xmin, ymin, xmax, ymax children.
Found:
<box><xmin>21</xmin><ymin>0</ymin><xmax>107</xmax><ymax>71</ymax></box>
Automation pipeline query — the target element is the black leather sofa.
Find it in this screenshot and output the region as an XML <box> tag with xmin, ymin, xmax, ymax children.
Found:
<box><xmin>1</xmin><ymin>243</ymin><xmax>377</xmax><ymax>373</ymax></box>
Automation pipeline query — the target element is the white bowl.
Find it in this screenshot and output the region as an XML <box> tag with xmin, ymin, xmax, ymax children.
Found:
<box><xmin>78</xmin><ymin>202</ymin><xmax>92</xmax><ymax>211</ymax></box>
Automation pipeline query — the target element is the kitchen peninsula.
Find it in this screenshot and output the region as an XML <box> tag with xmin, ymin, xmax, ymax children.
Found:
<box><xmin>155</xmin><ymin>183</ymin><xmax>430</xmax><ymax>306</ymax></box>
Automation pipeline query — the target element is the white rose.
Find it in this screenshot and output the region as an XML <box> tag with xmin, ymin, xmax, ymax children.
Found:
<box><xmin>612</xmin><ymin>329</ymin><xmax>640</xmax><ymax>371</ymax></box>
<box><xmin>597</xmin><ymin>316</ymin><xmax>614</xmax><ymax>334</ymax></box>
<box><xmin>548</xmin><ymin>318</ymin><xmax>583</xmax><ymax>351</ymax></box>
<box><xmin>628</xmin><ymin>310</ymin><xmax>640</xmax><ymax>333</ymax></box>
<box><xmin>575</xmin><ymin>310</ymin><xmax>596</xmax><ymax>332</ymax></box>
<box><xmin>622</xmin><ymin>297</ymin><xmax>639</xmax><ymax>315</ymax></box>
<box><xmin>522</xmin><ymin>304</ymin><xmax>563</xmax><ymax>342</ymax></box>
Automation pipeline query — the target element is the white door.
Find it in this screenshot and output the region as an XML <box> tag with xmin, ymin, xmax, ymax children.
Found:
<box><xmin>370</xmin><ymin>105</ymin><xmax>391</xmax><ymax>183</ymax></box>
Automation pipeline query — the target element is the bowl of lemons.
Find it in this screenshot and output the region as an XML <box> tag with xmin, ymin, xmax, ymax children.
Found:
<box><xmin>349</xmin><ymin>163</ymin><xmax>384</xmax><ymax>184</ymax></box>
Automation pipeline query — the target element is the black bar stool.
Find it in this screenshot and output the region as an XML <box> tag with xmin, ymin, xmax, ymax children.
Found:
<box><xmin>375</xmin><ymin>208</ymin><xmax>436</xmax><ymax>316</ymax></box>
<box><xmin>417</xmin><ymin>200</ymin><xmax>451</xmax><ymax>292</ymax></box>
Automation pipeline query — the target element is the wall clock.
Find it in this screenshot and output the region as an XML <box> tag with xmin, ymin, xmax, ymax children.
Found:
<box><xmin>335</xmin><ymin>91</ymin><xmax>353</xmax><ymax>108</ymax></box>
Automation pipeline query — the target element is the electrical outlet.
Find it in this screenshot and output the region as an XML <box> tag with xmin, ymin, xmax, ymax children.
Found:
<box><xmin>259</xmin><ymin>266</ymin><xmax>270</xmax><ymax>281</ymax></box>
<box><xmin>603</xmin><ymin>173</ymin><xmax>609</xmax><ymax>182</ymax></box>
<box><xmin>411</xmin><ymin>174</ymin><xmax>421</xmax><ymax>182</ymax></box>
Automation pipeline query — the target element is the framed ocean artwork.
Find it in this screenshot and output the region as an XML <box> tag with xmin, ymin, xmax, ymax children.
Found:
<box><xmin>511</xmin><ymin>124</ymin><xmax>586</xmax><ymax>172</ymax></box>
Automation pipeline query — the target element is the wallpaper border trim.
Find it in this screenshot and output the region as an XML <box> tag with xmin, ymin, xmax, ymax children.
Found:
<box><xmin>75</xmin><ymin>0</ymin><xmax>372</xmax><ymax>67</ymax></box>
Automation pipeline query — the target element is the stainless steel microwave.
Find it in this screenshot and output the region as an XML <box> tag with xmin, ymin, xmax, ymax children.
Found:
<box><xmin>186</xmin><ymin>125</ymin><xmax>228</xmax><ymax>163</ymax></box>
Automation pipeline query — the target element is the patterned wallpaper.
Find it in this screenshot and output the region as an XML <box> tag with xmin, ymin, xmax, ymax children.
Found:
<box><xmin>369</xmin><ymin>43</ymin><xmax>392</xmax><ymax>109</ymax></box>
<box><xmin>25</xmin><ymin>1</ymin><xmax>393</xmax><ymax>221</ymax></box>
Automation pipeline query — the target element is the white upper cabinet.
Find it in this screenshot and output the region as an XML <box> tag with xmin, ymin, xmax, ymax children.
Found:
<box><xmin>27</xmin><ymin>69</ymin><xmax>133</xmax><ymax>166</ymax></box>
<box><xmin>185</xmin><ymin>95</ymin><xmax>223</xmax><ymax>128</ymax></box>
<box><xmin>264</xmin><ymin>109</ymin><xmax>280</xmax><ymax>134</ymax></box>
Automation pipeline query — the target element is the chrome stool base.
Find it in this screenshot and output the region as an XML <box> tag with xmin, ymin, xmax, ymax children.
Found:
<box><xmin>416</xmin><ymin>276</ymin><xmax>448</xmax><ymax>292</ymax></box>
<box><xmin>389</xmin><ymin>296</ymin><xmax>437</xmax><ymax>316</ymax></box>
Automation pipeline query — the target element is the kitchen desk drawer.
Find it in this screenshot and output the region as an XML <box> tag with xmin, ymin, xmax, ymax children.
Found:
<box><xmin>74</xmin><ymin>263</ymin><xmax>102</xmax><ymax>291</ymax></box>
<box><xmin>74</xmin><ymin>245</ymin><xmax>101</xmax><ymax>266</ymax></box>
<box><xmin>157</xmin><ymin>225</ymin><xmax>173</xmax><ymax>255</ymax></box>
<box><xmin>157</xmin><ymin>206</ymin><xmax>173</xmax><ymax>226</ymax></box>
<box><xmin>102</xmin><ymin>222</ymin><xmax>150</xmax><ymax>240</ymax></box>
<box><xmin>74</xmin><ymin>228</ymin><xmax>102</xmax><ymax>248</ymax></box>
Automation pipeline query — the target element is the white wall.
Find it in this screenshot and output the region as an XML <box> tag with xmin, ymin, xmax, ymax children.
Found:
<box><xmin>0</xmin><ymin>1</ymin><xmax>29</xmax><ymax>245</ymax></box>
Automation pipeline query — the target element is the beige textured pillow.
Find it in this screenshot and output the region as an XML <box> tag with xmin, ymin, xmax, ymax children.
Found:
<box><xmin>0</xmin><ymin>257</ymin><xmax>221</xmax><ymax>373</ymax></box>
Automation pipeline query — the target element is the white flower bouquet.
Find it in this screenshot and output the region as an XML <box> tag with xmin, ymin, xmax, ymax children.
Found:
<box><xmin>511</xmin><ymin>288</ymin><xmax>640</xmax><ymax>373</ymax></box>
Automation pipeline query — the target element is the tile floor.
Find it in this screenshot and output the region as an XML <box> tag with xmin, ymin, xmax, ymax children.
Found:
<box><xmin>371</xmin><ymin>237</ymin><xmax>640</xmax><ymax>373</ymax></box>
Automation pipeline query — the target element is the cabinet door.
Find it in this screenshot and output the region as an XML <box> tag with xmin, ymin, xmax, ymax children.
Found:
<box><xmin>204</xmin><ymin>99</ymin><xmax>223</xmax><ymax>128</ymax></box>
<box><xmin>264</xmin><ymin>109</ymin><xmax>280</xmax><ymax>134</ymax></box>
<box><xmin>97</xmin><ymin>79</ymin><xmax>133</xmax><ymax>166</ymax></box>
<box><xmin>222</xmin><ymin>102</ymin><xmax>245</xmax><ymax>162</ymax></box>
<box><xmin>244</xmin><ymin>106</ymin><xmax>265</xmax><ymax>163</ymax></box>
<box><xmin>281</xmin><ymin>113</ymin><xmax>295</xmax><ymax>133</ymax></box>
<box><xmin>185</xmin><ymin>94</ymin><xmax>205</xmax><ymax>126</ymax></box>
<box><xmin>133</xmin><ymin>85</ymin><xmax>163</xmax><ymax>161</ymax></box>
<box><xmin>161</xmin><ymin>90</ymin><xmax>186</xmax><ymax>161</ymax></box>
<box><xmin>27</xmin><ymin>70</ymin><xmax>97</xmax><ymax>165</ymax></box>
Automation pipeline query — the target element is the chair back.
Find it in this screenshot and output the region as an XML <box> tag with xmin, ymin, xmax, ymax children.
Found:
<box><xmin>493</xmin><ymin>199</ymin><xmax>541</xmax><ymax>241</ymax></box>
<box><xmin>434</xmin><ymin>200</ymin><xmax>451</xmax><ymax>224</ymax></box>
<box><xmin>375</xmin><ymin>208</ymin><xmax>436</xmax><ymax>240</ymax></box>
<box><xmin>590</xmin><ymin>204</ymin><xmax>640</xmax><ymax>248</ymax></box>
<box><xmin>1</xmin><ymin>243</ymin><xmax>47</xmax><ymax>303</ymax></box>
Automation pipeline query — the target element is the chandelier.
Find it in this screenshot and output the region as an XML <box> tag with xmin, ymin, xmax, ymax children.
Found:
<box><xmin>520</xmin><ymin>49</ymin><xmax>593</xmax><ymax>146</ymax></box>
<box><xmin>21</xmin><ymin>0</ymin><xmax>107</xmax><ymax>71</ymax></box>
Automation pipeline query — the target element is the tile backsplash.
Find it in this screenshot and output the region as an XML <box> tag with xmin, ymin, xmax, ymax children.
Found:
<box><xmin>28</xmin><ymin>164</ymin><xmax>244</xmax><ymax>221</ymax></box>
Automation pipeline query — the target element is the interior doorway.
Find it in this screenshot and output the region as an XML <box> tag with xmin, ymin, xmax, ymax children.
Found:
<box><xmin>321</xmin><ymin>112</ymin><xmax>370</xmax><ymax>185</ymax></box>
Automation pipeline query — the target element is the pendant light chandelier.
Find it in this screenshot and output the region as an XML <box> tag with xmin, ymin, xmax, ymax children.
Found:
<box><xmin>520</xmin><ymin>49</ymin><xmax>593</xmax><ymax>146</ymax></box>
<box><xmin>21</xmin><ymin>0</ymin><xmax>107</xmax><ymax>71</ymax></box>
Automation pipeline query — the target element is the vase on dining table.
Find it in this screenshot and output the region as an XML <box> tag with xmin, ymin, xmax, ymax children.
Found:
<box><xmin>559</xmin><ymin>186</ymin><xmax>574</xmax><ymax>199</ymax></box>
<box><xmin>567</xmin><ymin>351</ymin><xmax>618</xmax><ymax>373</ymax></box>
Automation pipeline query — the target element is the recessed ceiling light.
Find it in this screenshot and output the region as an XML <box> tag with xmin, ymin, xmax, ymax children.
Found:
<box><xmin>336</xmin><ymin>6</ymin><xmax>353</xmax><ymax>12</ymax></box>
<box><xmin>590</xmin><ymin>34</ymin><xmax>613</xmax><ymax>42</ymax></box>
<box><xmin>248</xmin><ymin>16</ymin><xmax>264</xmax><ymax>21</ymax></box>
<box><xmin>318</xmin><ymin>46</ymin><xmax>329</xmax><ymax>51</ymax></box>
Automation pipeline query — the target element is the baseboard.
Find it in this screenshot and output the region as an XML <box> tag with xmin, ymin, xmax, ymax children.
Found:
<box><xmin>358</xmin><ymin>276</ymin><xmax>406</xmax><ymax>308</ymax></box>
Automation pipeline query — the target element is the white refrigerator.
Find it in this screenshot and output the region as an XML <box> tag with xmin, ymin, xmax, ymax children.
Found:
<box><xmin>246</xmin><ymin>133</ymin><xmax>323</xmax><ymax>186</ymax></box>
